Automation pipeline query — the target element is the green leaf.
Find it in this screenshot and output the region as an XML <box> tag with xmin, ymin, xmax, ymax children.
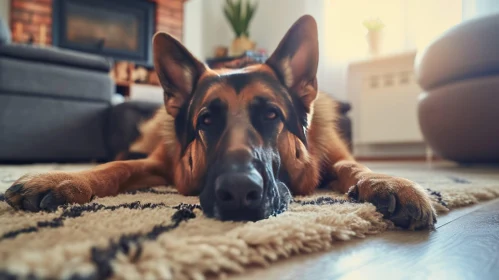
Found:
<box><xmin>246</xmin><ymin>3</ymin><xmax>255</xmax><ymax>25</ymax></box>
<box><xmin>235</xmin><ymin>0</ymin><xmax>242</xmax><ymax>35</ymax></box>
<box><xmin>223</xmin><ymin>0</ymin><xmax>257</xmax><ymax>38</ymax></box>
<box><xmin>226</xmin><ymin>0</ymin><xmax>235</xmax><ymax>12</ymax></box>
<box><xmin>224</xmin><ymin>7</ymin><xmax>237</xmax><ymax>36</ymax></box>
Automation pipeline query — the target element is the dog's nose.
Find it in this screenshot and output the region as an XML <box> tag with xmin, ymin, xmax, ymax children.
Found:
<box><xmin>215</xmin><ymin>169</ymin><xmax>264</xmax><ymax>211</ymax></box>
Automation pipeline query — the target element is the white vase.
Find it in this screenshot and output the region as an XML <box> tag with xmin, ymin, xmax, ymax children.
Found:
<box><xmin>366</xmin><ymin>30</ymin><xmax>382</xmax><ymax>56</ymax></box>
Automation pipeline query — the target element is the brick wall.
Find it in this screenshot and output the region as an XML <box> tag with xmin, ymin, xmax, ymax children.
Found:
<box><xmin>9</xmin><ymin>0</ymin><xmax>185</xmax><ymax>45</ymax></box>
<box><xmin>10</xmin><ymin>0</ymin><xmax>52</xmax><ymax>44</ymax></box>
<box><xmin>154</xmin><ymin>0</ymin><xmax>184</xmax><ymax>41</ymax></box>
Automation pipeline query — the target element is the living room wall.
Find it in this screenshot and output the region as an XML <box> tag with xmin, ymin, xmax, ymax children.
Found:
<box><xmin>183</xmin><ymin>0</ymin><xmax>203</xmax><ymax>59</ymax></box>
<box><xmin>199</xmin><ymin>0</ymin><xmax>309</xmax><ymax>60</ymax></box>
<box><xmin>0</xmin><ymin>0</ymin><xmax>10</xmax><ymax>23</ymax></box>
<box><xmin>190</xmin><ymin>0</ymin><xmax>334</xmax><ymax>98</ymax></box>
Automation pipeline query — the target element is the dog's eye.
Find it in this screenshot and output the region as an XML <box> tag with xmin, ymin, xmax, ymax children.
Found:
<box><xmin>264</xmin><ymin>108</ymin><xmax>279</xmax><ymax>120</ymax></box>
<box><xmin>199</xmin><ymin>112</ymin><xmax>212</xmax><ymax>128</ymax></box>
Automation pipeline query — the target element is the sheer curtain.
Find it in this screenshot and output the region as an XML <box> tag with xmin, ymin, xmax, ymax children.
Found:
<box><xmin>317</xmin><ymin>0</ymin><xmax>463</xmax><ymax>101</ymax></box>
<box><xmin>463</xmin><ymin>0</ymin><xmax>499</xmax><ymax>20</ymax></box>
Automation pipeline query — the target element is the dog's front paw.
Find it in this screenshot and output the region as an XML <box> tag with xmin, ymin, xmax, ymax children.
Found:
<box><xmin>347</xmin><ymin>174</ymin><xmax>437</xmax><ymax>230</ymax></box>
<box><xmin>5</xmin><ymin>172</ymin><xmax>93</xmax><ymax>212</ymax></box>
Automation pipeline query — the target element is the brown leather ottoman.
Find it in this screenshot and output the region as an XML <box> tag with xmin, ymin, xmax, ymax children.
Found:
<box><xmin>415</xmin><ymin>14</ymin><xmax>499</xmax><ymax>163</ymax></box>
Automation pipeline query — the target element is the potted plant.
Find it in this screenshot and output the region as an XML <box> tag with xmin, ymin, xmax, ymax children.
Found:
<box><xmin>363</xmin><ymin>18</ymin><xmax>385</xmax><ymax>56</ymax></box>
<box><xmin>223</xmin><ymin>0</ymin><xmax>257</xmax><ymax>56</ymax></box>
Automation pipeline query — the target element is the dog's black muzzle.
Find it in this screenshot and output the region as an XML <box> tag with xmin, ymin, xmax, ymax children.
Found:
<box><xmin>199</xmin><ymin>149</ymin><xmax>291</xmax><ymax>222</ymax></box>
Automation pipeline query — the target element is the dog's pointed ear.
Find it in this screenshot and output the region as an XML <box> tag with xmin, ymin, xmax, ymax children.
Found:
<box><xmin>153</xmin><ymin>32</ymin><xmax>207</xmax><ymax>117</ymax></box>
<box><xmin>265</xmin><ymin>15</ymin><xmax>319</xmax><ymax>112</ymax></box>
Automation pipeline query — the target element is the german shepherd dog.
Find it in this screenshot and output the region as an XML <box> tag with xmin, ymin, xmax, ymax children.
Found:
<box><xmin>5</xmin><ymin>16</ymin><xmax>436</xmax><ymax>230</ymax></box>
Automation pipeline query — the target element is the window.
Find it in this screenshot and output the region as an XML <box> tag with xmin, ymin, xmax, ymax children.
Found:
<box><xmin>323</xmin><ymin>0</ymin><xmax>463</xmax><ymax>61</ymax></box>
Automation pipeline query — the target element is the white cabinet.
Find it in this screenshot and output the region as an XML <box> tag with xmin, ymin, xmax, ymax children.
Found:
<box><xmin>347</xmin><ymin>51</ymin><xmax>426</xmax><ymax>157</ymax></box>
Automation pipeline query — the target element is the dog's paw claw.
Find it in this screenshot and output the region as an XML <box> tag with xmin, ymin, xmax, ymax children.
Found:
<box><xmin>7</xmin><ymin>184</ymin><xmax>23</xmax><ymax>194</ymax></box>
<box><xmin>407</xmin><ymin>203</ymin><xmax>422</xmax><ymax>220</ymax></box>
<box><xmin>40</xmin><ymin>191</ymin><xmax>66</xmax><ymax>212</ymax></box>
<box><xmin>347</xmin><ymin>184</ymin><xmax>360</xmax><ymax>201</ymax></box>
<box><xmin>372</xmin><ymin>192</ymin><xmax>397</xmax><ymax>218</ymax></box>
<box><xmin>22</xmin><ymin>193</ymin><xmax>46</xmax><ymax>212</ymax></box>
<box><xmin>5</xmin><ymin>184</ymin><xmax>25</xmax><ymax>210</ymax></box>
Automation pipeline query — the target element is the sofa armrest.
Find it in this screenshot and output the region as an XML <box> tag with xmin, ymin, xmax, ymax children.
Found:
<box><xmin>0</xmin><ymin>44</ymin><xmax>112</xmax><ymax>72</ymax></box>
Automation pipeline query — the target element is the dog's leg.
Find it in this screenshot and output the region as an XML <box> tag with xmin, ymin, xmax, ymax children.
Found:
<box><xmin>5</xmin><ymin>145</ymin><xmax>170</xmax><ymax>212</ymax></box>
<box><xmin>327</xmin><ymin>136</ymin><xmax>437</xmax><ymax>230</ymax></box>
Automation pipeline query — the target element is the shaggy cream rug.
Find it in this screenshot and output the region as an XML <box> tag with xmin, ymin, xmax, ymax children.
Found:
<box><xmin>1</xmin><ymin>163</ymin><xmax>499</xmax><ymax>280</ymax></box>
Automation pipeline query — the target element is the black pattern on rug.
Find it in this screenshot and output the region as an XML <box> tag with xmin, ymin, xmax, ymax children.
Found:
<box><xmin>293</xmin><ymin>196</ymin><xmax>350</xmax><ymax>206</ymax></box>
<box><xmin>126</xmin><ymin>188</ymin><xmax>179</xmax><ymax>195</ymax></box>
<box><xmin>0</xmin><ymin>201</ymin><xmax>171</xmax><ymax>241</ymax></box>
<box><xmin>294</xmin><ymin>190</ymin><xmax>449</xmax><ymax>208</ymax></box>
<box><xmin>426</xmin><ymin>188</ymin><xmax>448</xmax><ymax>207</ymax></box>
<box><xmin>0</xmin><ymin>204</ymin><xmax>199</xmax><ymax>280</ymax></box>
<box><xmin>0</xmin><ymin>187</ymin><xmax>449</xmax><ymax>242</ymax></box>
<box><xmin>89</xmin><ymin>203</ymin><xmax>199</xmax><ymax>280</ymax></box>
<box><xmin>447</xmin><ymin>176</ymin><xmax>471</xmax><ymax>184</ymax></box>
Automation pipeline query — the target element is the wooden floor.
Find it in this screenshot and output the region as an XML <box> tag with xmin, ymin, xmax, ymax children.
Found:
<box><xmin>232</xmin><ymin>199</ymin><xmax>499</xmax><ymax>280</ymax></box>
<box><xmin>232</xmin><ymin>162</ymin><xmax>499</xmax><ymax>280</ymax></box>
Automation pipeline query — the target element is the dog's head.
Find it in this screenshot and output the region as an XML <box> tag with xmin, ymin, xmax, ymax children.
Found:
<box><xmin>153</xmin><ymin>15</ymin><xmax>319</xmax><ymax>221</ymax></box>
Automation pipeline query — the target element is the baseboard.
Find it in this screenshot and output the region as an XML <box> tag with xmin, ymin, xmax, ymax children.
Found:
<box><xmin>355</xmin><ymin>156</ymin><xmax>443</xmax><ymax>161</ymax></box>
<box><xmin>352</xmin><ymin>142</ymin><xmax>430</xmax><ymax>159</ymax></box>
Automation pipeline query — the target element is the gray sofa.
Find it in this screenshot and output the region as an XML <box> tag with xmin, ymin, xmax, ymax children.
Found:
<box><xmin>0</xmin><ymin>17</ymin><xmax>115</xmax><ymax>162</ymax></box>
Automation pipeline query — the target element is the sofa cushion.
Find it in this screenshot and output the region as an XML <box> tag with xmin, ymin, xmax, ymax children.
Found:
<box><xmin>0</xmin><ymin>94</ymin><xmax>110</xmax><ymax>161</ymax></box>
<box><xmin>0</xmin><ymin>44</ymin><xmax>112</xmax><ymax>72</ymax></box>
<box><xmin>0</xmin><ymin>57</ymin><xmax>113</xmax><ymax>102</ymax></box>
<box><xmin>415</xmin><ymin>13</ymin><xmax>499</xmax><ymax>90</ymax></box>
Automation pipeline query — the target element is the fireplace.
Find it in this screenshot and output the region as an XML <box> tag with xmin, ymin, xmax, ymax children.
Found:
<box><xmin>52</xmin><ymin>0</ymin><xmax>155</xmax><ymax>66</ymax></box>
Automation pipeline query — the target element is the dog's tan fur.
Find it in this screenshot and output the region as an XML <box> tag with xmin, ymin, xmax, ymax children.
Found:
<box><xmin>5</xmin><ymin>15</ymin><xmax>437</xmax><ymax>230</ymax></box>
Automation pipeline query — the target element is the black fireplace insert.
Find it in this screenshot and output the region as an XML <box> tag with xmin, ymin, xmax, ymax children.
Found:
<box><xmin>52</xmin><ymin>0</ymin><xmax>155</xmax><ymax>66</ymax></box>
